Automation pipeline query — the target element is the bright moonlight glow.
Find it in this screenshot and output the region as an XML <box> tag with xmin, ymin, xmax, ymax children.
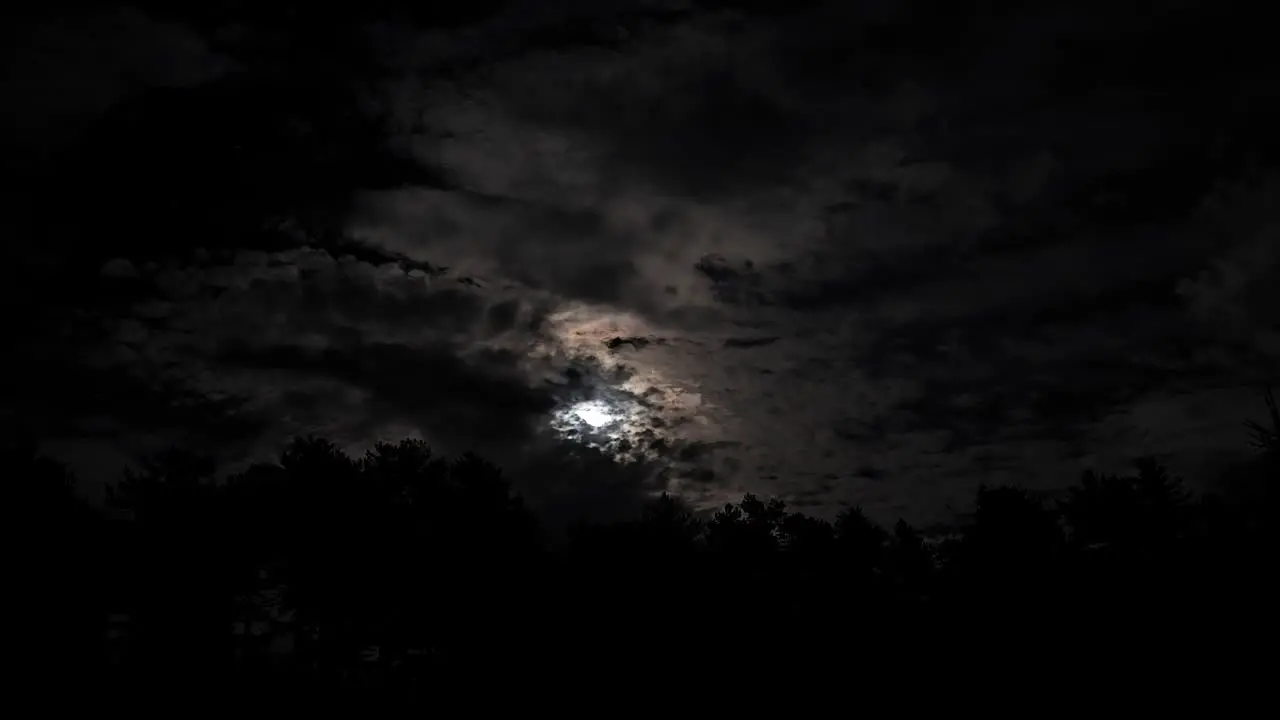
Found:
<box><xmin>548</xmin><ymin>382</ymin><xmax>663</xmax><ymax>460</ymax></box>
<box><xmin>570</xmin><ymin>400</ymin><xmax>615</xmax><ymax>428</ymax></box>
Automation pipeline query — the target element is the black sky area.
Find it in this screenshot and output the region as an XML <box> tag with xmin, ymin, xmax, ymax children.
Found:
<box><xmin>5</xmin><ymin>0</ymin><xmax>1279</xmax><ymax>525</ymax></box>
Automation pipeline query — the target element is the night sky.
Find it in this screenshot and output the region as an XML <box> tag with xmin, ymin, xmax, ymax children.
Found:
<box><xmin>6</xmin><ymin>1</ymin><xmax>1278</xmax><ymax>525</ymax></box>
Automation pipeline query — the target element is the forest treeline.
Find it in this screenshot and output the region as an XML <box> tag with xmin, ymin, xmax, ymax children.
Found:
<box><xmin>18</xmin><ymin>393</ymin><xmax>1280</xmax><ymax>706</ymax></box>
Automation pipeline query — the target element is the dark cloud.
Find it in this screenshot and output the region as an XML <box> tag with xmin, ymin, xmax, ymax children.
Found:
<box><xmin>509</xmin><ymin>441</ymin><xmax>669</xmax><ymax>528</ymax></box>
<box><xmin>605</xmin><ymin>336</ymin><xmax>653</xmax><ymax>351</ymax></box>
<box><xmin>1</xmin><ymin>6</ymin><xmax>232</xmax><ymax>167</ymax></box>
<box><xmin>224</xmin><ymin>340</ymin><xmax>556</xmax><ymax>446</ymax></box>
<box><xmin>10</xmin><ymin>1</ymin><xmax>1280</xmax><ymax>525</ymax></box>
<box><xmin>590</xmin><ymin>63</ymin><xmax>813</xmax><ymax>198</ymax></box>
<box><xmin>723</xmin><ymin>336</ymin><xmax>779</xmax><ymax>349</ymax></box>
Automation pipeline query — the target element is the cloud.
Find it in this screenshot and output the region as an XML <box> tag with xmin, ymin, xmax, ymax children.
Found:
<box><xmin>13</xmin><ymin>2</ymin><xmax>1280</xmax><ymax>526</ymax></box>
<box><xmin>60</xmin><ymin>241</ymin><xmax>698</xmax><ymax>512</ymax></box>
<box><xmin>2</xmin><ymin>6</ymin><xmax>233</xmax><ymax>167</ymax></box>
<box><xmin>1176</xmin><ymin>180</ymin><xmax>1280</xmax><ymax>383</ymax></box>
<box><xmin>723</xmin><ymin>336</ymin><xmax>779</xmax><ymax>349</ymax></box>
<box><xmin>330</xmin><ymin>2</ymin><xmax>1280</xmax><ymax>521</ymax></box>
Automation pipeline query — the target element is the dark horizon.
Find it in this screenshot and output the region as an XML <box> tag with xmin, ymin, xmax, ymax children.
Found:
<box><xmin>20</xmin><ymin>414</ymin><xmax>1280</xmax><ymax>702</ymax></box>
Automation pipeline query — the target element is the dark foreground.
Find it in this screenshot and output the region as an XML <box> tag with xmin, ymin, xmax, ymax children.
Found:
<box><xmin>20</xmin><ymin>422</ymin><xmax>1279</xmax><ymax>705</ymax></box>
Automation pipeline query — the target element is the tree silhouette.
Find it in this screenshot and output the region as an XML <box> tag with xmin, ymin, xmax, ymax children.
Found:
<box><xmin>1243</xmin><ymin>386</ymin><xmax>1279</xmax><ymax>452</ymax></box>
<box><xmin>960</xmin><ymin>484</ymin><xmax>1064</xmax><ymax>586</ymax></box>
<box><xmin>11</xmin><ymin>441</ymin><xmax>105</xmax><ymax>694</ymax></box>
<box><xmin>833</xmin><ymin>505</ymin><xmax>889</xmax><ymax>577</ymax></box>
<box><xmin>100</xmin><ymin>446</ymin><xmax>242</xmax><ymax>702</ymax></box>
<box><xmin>21</xmin><ymin>412</ymin><xmax>1279</xmax><ymax>700</ymax></box>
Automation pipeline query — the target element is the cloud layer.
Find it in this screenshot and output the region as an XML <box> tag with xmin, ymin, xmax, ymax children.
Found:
<box><xmin>10</xmin><ymin>1</ymin><xmax>1280</xmax><ymax>523</ymax></box>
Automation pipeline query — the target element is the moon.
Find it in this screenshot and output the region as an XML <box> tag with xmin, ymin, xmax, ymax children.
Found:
<box><xmin>548</xmin><ymin>392</ymin><xmax>648</xmax><ymax>457</ymax></box>
<box><xmin>552</xmin><ymin>397</ymin><xmax>627</xmax><ymax>440</ymax></box>
<box><xmin>539</xmin><ymin>302</ymin><xmax>714</xmax><ymax>463</ymax></box>
<box><xmin>569</xmin><ymin>400</ymin><xmax>616</xmax><ymax>429</ymax></box>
